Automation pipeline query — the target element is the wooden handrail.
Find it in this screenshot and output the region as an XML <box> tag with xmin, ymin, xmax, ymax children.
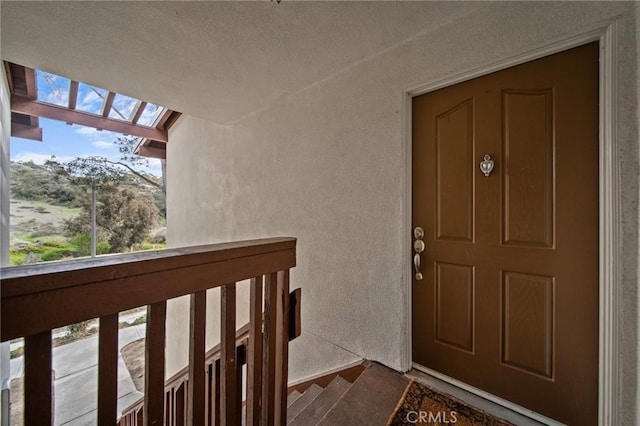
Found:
<box><xmin>1</xmin><ymin>237</ymin><xmax>297</xmax><ymax>426</ymax></box>
<box><xmin>1</xmin><ymin>237</ymin><xmax>295</xmax><ymax>341</ymax></box>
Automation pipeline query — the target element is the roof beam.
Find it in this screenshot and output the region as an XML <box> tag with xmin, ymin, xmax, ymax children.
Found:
<box><xmin>136</xmin><ymin>145</ymin><xmax>166</xmax><ymax>159</ymax></box>
<box><xmin>164</xmin><ymin>111</ymin><xmax>182</xmax><ymax>130</ymax></box>
<box><xmin>4</xmin><ymin>62</ymin><xmax>14</xmax><ymax>94</ymax></box>
<box><xmin>68</xmin><ymin>81</ymin><xmax>79</xmax><ymax>109</ymax></box>
<box><xmin>152</xmin><ymin>110</ymin><xmax>182</xmax><ymax>131</ymax></box>
<box><xmin>130</xmin><ymin>101</ymin><xmax>147</xmax><ymax>124</ymax></box>
<box><xmin>11</xmin><ymin>123</ymin><xmax>43</xmax><ymax>142</ymax></box>
<box><xmin>24</xmin><ymin>67</ymin><xmax>37</xmax><ymax>99</ymax></box>
<box><xmin>101</xmin><ymin>91</ymin><xmax>115</xmax><ymax>117</ymax></box>
<box><xmin>153</xmin><ymin>108</ymin><xmax>172</xmax><ymax>129</ymax></box>
<box><xmin>67</xmin><ymin>81</ymin><xmax>79</xmax><ymax>125</ymax></box>
<box><xmin>11</xmin><ymin>95</ymin><xmax>168</xmax><ymax>142</ymax></box>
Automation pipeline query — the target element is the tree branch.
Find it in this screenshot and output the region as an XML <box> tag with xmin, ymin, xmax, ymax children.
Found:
<box><xmin>102</xmin><ymin>159</ymin><xmax>161</xmax><ymax>188</ymax></box>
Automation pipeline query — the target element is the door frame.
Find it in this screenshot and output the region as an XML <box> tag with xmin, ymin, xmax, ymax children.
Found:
<box><xmin>401</xmin><ymin>21</ymin><xmax>621</xmax><ymax>425</ymax></box>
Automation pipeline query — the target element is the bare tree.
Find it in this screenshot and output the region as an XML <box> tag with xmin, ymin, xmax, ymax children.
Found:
<box><xmin>45</xmin><ymin>136</ymin><xmax>164</xmax><ymax>256</ymax></box>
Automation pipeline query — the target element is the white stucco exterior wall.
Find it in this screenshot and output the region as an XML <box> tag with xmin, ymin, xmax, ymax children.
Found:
<box><xmin>635</xmin><ymin>5</ymin><xmax>640</xmax><ymax>425</ymax></box>
<box><xmin>167</xmin><ymin>2</ymin><xmax>639</xmax><ymax>422</ymax></box>
<box><xmin>0</xmin><ymin>58</ymin><xmax>12</xmax><ymax>426</ymax></box>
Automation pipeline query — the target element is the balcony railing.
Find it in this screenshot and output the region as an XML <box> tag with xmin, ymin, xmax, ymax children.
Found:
<box><xmin>1</xmin><ymin>237</ymin><xmax>297</xmax><ymax>425</ymax></box>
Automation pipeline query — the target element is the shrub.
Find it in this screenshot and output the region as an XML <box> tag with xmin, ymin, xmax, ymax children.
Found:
<box><xmin>68</xmin><ymin>320</ymin><xmax>92</xmax><ymax>335</ymax></box>
<box><xmin>41</xmin><ymin>248</ymin><xmax>73</xmax><ymax>262</ymax></box>
<box><xmin>71</xmin><ymin>233</ymin><xmax>111</xmax><ymax>256</ymax></box>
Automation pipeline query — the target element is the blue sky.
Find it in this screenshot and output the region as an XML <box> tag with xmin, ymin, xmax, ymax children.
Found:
<box><xmin>11</xmin><ymin>119</ymin><xmax>162</xmax><ymax>177</ymax></box>
<box><xmin>10</xmin><ymin>69</ymin><xmax>163</xmax><ymax>176</ymax></box>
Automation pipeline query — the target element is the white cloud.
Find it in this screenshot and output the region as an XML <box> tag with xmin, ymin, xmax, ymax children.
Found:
<box><xmin>144</xmin><ymin>158</ymin><xmax>163</xmax><ymax>177</ymax></box>
<box><xmin>92</xmin><ymin>140</ymin><xmax>114</xmax><ymax>150</ymax></box>
<box><xmin>74</xmin><ymin>126</ymin><xmax>118</xmax><ymax>140</ymax></box>
<box><xmin>79</xmin><ymin>91</ymin><xmax>101</xmax><ymax>108</ymax></box>
<box><xmin>75</xmin><ymin>126</ymin><xmax>100</xmax><ymax>136</ymax></box>
<box><xmin>46</xmin><ymin>88</ymin><xmax>69</xmax><ymax>106</ymax></box>
<box><xmin>111</xmin><ymin>96</ymin><xmax>136</xmax><ymax>119</ymax></box>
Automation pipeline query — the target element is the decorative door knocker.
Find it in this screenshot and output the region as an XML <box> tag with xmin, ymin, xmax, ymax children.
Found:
<box><xmin>480</xmin><ymin>154</ymin><xmax>494</xmax><ymax>177</ymax></box>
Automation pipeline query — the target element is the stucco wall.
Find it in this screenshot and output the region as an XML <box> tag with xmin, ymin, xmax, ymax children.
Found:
<box><xmin>0</xmin><ymin>58</ymin><xmax>12</xmax><ymax>426</ymax></box>
<box><xmin>167</xmin><ymin>2</ymin><xmax>639</xmax><ymax>421</ymax></box>
<box><xmin>635</xmin><ymin>5</ymin><xmax>640</xmax><ymax>425</ymax></box>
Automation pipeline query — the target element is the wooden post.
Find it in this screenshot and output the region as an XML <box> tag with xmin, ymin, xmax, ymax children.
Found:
<box><xmin>144</xmin><ymin>301</ymin><xmax>166</xmax><ymax>426</ymax></box>
<box><xmin>98</xmin><ymin>314</ymin><xmax>119</xmax><ymax>425</ymax></box>
<box><xmin>24</xmin><ymin>330</ymin><xmax>53</xmax><ymax>425</ymax></box>
<box><xmin>262</xmin><ymin>273</ymin><xmax>278</xmax><ymax>425</ymax></box>
<box><xmin>246</xmin><ymin>276</ymin><xmax>263</xmax><ymax>426</ymax></box>
<box><xmin>214</xmin><ymin>360</ymin><xmax>221</xmax><ymax>425</ymax></box>
<box><xmin>220</xmin><ymin>284</ymin><xmax>237</xmax><ymax>425</ymax></box>
<box><xmin>188</xmin><ymin>291</ymin><xmax>206</xmax><ymax>425</ymax></box>
<box><xmin>279</xmin><ymin>270</ymin><xmax>291</xmax><ymax>425</ymax></box>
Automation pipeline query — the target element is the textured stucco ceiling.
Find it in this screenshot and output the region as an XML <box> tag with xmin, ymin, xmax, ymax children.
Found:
<box><xmin>1</xmin><ymin>1</ymin><xmax>480</xmax><ymax>124</ymax></box>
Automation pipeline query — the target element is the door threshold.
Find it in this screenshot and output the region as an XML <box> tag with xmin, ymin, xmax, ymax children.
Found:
<box><xmin>409</xmin><ymin>364</ymin><xmax>565</xmax><ymax>426</ymax></box>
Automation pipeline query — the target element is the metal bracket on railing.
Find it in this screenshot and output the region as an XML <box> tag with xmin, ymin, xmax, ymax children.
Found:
<box><xmin>289</xmin><ymin>288</ymin><xmax>302</xmax><ymax>341</ymax></box>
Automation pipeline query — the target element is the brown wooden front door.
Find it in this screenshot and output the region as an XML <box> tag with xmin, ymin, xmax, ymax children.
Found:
<box><xmin>411</xmin><ymin>42</ymin><xmax>599</xmax><ymax>425</ymax></box>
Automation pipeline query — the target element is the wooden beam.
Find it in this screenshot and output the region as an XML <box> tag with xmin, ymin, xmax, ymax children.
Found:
<box><xmin>154</xmin><ymin>108</ymin><xmax>174</xmax><ymax>129</ymax></box>
<box><xmin>3</xmin><ymin>62</ymin><xmax>14</xmax><ymax>95</ymax></box>
<box><xmin>11</xmin><ymin>95</ymin><xmax>168</xmax><ymax>142</ymax></box>
<box><xmin>136</xmin><ymin>145</ymin><xmax>166</xmax><ymax>159</ymax></box>
<box><xmin>164</xmin><ymin>111</ymin><xmax>182</xmax><ymax>130</ymax></box>
<box><xmin>101</xmin><ymin>91</ymin><xmax>115</xmax><ymax>117</ymax></box>
<box><xmin>24</xmin><ymin>67</ymin><xmax>37</xmax><ymax>99</ymax></box>
<box><xmin>68</xmin><ymin>81</ymin><xmax>79</xmax><ymax>109</ymax></box>
<box><xmin>11</xmin><ymin>123</ymin><xmax>42</xmax><ymax>141</ymax></box>
<box><xmin>130</xmin><ymin>101</ymin><xmax>147</xmax><ymax>124</ymax></box>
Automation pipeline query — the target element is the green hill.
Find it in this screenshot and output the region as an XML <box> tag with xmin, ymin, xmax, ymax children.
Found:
<box><xmin>11</xmin><ymin>161</ymin><xmax>83</xmax><ymax>207</ymax></box>
<box><xmin>9</xmin><ymin>161</ymin><xmax>165</xmax><ymax>265</ymax></box>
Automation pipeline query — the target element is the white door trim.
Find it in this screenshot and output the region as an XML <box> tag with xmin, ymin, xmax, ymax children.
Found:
<box><xmin>401</xmin><ymin>21</ymin><xmax>621</xmax><ymax>425</ymax></box>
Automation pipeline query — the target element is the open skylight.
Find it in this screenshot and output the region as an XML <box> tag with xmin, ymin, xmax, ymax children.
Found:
<box><xmin>109</xmin><ymin>93</ymin><xmax>138</xmax><ymax>121</ymax></box>
<box><xmin>138</xmin><ymin>103</ymin><xmax>165</xmax><ymax>127</ymax></box>
<box><xmin>36</xmin><ymin>69</ymin><xmax>69</xmax><ymax>107</ymax></box>
<box><xmin>75</xmin><ymin>82</ymin><xmax>108</xmax><ymax>115</ymax></box>
<box><xmin>33</xmin><ymin>67</ymin><xmax>169</xmax><ymax>128</ymax></box>
<box><xmin>8</xmin><ymin>61</ymin><xmax>181</xmax><ymax>158</ymax></box>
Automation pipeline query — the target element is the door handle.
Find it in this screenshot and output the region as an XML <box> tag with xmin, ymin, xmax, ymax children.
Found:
<box><xmin>413</xmin><ymin>227</ymin><xmax>425</xmax><ymax>280</ymax></box>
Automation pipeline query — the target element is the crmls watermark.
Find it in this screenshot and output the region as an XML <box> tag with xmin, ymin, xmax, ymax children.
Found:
<box><xmin>406</xmin><ymin>410</ymin><xmax>458</xmax><ymax>424</ymax></box>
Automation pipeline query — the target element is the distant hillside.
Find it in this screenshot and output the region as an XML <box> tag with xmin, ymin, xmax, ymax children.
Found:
<box><xmin>10</xmin><ymin>160</ymin><xmax>164</xmax><ymax>215</ymax></box>
<box><xmin>11</xmin><ymin>161</ymin><xmax>83</xmax><ymax>207</ymax></box>
<box><xmin>9</xmin><ymin>161</ymin><xmax>166</xmax><ymax>265</ymax></box>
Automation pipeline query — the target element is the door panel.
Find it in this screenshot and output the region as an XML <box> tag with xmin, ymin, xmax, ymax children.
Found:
<box><xmin>412</xmin><ymin>42</ymin><xmax>599</xmax><ymax>425</ymax></box>
<box><xmin>502</xmin><ymin>89</ymin><xmax>554</xmax><ymax>247</ymax></box>
<box><xmin>435</xmin><ymin>262</ymin><xmax>475</xmax><ymax>352</ymax></box>
<box><xmin>435</xmin><ymin>99</ymin><xmax>474</xmax><ymax>242</ymax></box>
<box><xmin>501</xmin><ymin>271</ymin><xmax>554</xmax><ymax>379</ymax></box>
